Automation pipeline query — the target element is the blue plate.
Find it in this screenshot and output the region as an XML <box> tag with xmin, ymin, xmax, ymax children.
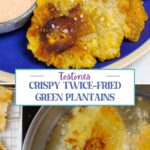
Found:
<box><xmin>0</xmin><ymin>1</ymin><xmax>150</xmax><ymax>73</ymax></box>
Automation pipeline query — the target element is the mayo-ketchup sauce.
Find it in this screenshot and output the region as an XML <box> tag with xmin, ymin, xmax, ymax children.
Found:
<box><xmin>0</xmin><ymin>0</ymin><xmax>35</xmax><ymax>23</ymax></box>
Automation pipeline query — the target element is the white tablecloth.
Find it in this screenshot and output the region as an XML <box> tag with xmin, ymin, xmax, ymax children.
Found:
<box><xmin>129</xmin><ymin>51</ymin><xmax>150</xmax><ymax>84</ymax></box>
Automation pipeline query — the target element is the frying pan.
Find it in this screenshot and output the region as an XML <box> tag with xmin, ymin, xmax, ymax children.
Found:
<box><xmin>22</xmin><ymin>85</ymin><xmax>150</xmax><ymax>150</ymax></box>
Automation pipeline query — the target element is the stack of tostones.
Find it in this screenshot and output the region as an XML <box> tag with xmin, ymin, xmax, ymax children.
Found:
<box><xmin>64</xmin><ymin>106</ymin><xmax>126</xmax><ymax>150</ymax></box>
<box><xmin>27</xmin><ymin>0</ymin><xmax>148</xmax><ymax>68</ymax></box>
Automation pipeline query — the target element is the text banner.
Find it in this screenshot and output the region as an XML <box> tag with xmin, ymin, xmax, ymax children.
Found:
<box><xmin>16</xmin><ymin>69</ymin><xmax>135</xmax><ymax>106</ymax></box>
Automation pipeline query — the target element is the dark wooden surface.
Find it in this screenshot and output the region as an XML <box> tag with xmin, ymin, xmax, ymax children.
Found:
<box><xmin>23</xmin><ymin>107</ymin><xmax>40</xmax><ymax>142</ymax></box>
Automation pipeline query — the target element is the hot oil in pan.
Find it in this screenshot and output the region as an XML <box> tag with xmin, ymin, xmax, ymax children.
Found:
<box><xmin>45</xmin><ymin>114</ymin><xmax>71</xmax><ymax>150</ymax></box>
<box><xmin>118</xmin><ymin>96</ymin><xmax>150</xmax><ymax>133</ymax></box>
<box><xmin>45</xmin><ymin>96</ymin><xmax>150</xmax><ymax>150</ymax></box>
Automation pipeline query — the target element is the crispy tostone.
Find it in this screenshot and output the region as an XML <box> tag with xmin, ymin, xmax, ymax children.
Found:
<box><xmin>64</xmin><ymin>106</ymin><xmax>126</xmax><ymax>150</ymax></box>
<box><xmin>0</xmin><ymin>86</ymin><xmax>12</xmax><ymax>132</ymax></box>
<box><xmin>126</xmin><ymin>0</ymin><xmax>148</xmax><ymax>42</ymax></box>
<box><xmin>27</xmin><ymin>0</ymin><xmax>147</xmax><ymax>68</ymax></box>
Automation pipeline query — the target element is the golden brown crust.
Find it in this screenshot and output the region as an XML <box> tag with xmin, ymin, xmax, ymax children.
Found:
<box><xmin>84</xmin><ymin>137</ymin><xmax>105</xmax><ymax>150</ymax></box>
<box><xmin>69</xmin><ymin>5</ymin><xmax>96</xmax><ymax>37</ymax></box>
<box><xmin>125</xmin><ymin>0</ymin><xmax>148</xmax><ymax>42</ymax></box>
<box><xmin>40</xmin><ymin>16</ymin><xmax>77</xmax><ymax>53</ymax></box>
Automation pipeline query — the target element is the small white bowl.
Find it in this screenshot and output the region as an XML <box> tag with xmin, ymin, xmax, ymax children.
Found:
<box><xmin>0</xmin><ymin>3</ymin><xmax>36</xmax><ymax>34</ymax></box>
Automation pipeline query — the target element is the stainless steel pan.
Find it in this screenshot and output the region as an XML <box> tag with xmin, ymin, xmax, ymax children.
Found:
<box><xmin>22</xmin><ymin>85</ymin><xmax>150</xmax><ymax>150</ymax></box>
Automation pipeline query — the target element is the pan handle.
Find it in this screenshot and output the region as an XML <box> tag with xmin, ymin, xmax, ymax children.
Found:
<box><xmin>136</xmin><ymin>85</ymin><xmax>150</xmax><ymax>98</ymax></box>
<box><xmin>0</xmin><ymin>71</ymin><xmax>14</xmax><ymax>83</ymax></box>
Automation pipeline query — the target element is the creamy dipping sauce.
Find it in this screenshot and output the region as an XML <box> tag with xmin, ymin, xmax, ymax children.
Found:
<box><xmin>0</xmin><ymin>0</ymin><xmax>35</xmax><ymax>23</ymax></box>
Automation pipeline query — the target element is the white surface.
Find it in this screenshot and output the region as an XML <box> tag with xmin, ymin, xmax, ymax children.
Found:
<box><xmin>129</xmin><ymin>51</ymin><xmax>150</xmax><ymax>84</ymax></box>
<box><xmin>0</xmin><ymin>103</ymin><xmax>22</xmax><ymax>150</ymax></box>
